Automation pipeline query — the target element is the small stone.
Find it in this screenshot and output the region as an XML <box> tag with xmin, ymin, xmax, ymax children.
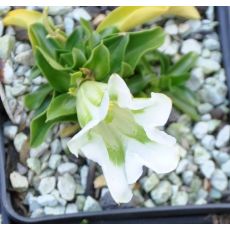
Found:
<box><xmin>76</xmin><ymin>184</ymin><xmax>85</xmax><ymax>195</ymax></box>
<box><xmin>65</xmin><ymin>203</ymin><xmax>78</xmax><ymax>214</ymax></box>
<box><xmin>211</xmin><ymin>169</ymin><xmax>228</xmax><ymax>191</ymax></box>
<box><xmin>168</xmin><ymin>172</ymin><xmax>182</xmax><ymax>186</ymax></box>
<box><xmin>14</xmin><ymin>50</ymin><xmax>34</xmax><ymax>66</ymax></box>
<box><xmin>206</xmin><ymin>6</ymin><xmax>214</xmax><ymax>21</ymax></box>
<box><xmin>198</xmin><ymin>103</ymin><xmax>213</xmax><ymax>114</ymax></box>
<box><xmin>93</xmin><ymin>14</ymin><xmax>106</xmax><ymax>26</ymax></box>
<box><xmin>178</xmin><ymin>23</ymin><xmax>190</xmax><ymax>36</ymax></box>
<box><xmin>181</xmin><ymin>39</ymin><xmax>201</xmax><ymax>55</ymax></box>
<box><xmin>201</xmin><ymin>49</ymin><xmax>211</xmax><ymax>58</ymax></box>
<box><xmin>38</xmin><ymin>177</ymin><xmax>56</xmax><ymax>195</ymax></box>
<box><xmin>182</xmin><ymin>170</ymin><xmax>194</xmax><ymax>185</ymax></box>
<box><xmin>201</xmin><ymin>135</ymin><xmax>215</xmax><ymax>150</ymax></box>
<box><xmin>193</xmin><ymin>145</ymin><xmax>210</xmax><ymax>165</ymax></box>
<box><xmin>0</xmin><ymin>35</ymin><xmax>15</xmax><ymax>60</ymax></box>
<box><xmin>28</xmin><ymin>196</ymin><xmax>41</xmax><ymax>212</ymax></box>
<box><xmin>186</xmin><ymin>67</ymin><xmax>204</xmax><ymax>91</ymax></box>
<box><xmin>203</xmin><ymin>38</ymin><xmax>220</xmax><ymax>51</ymax></box>
<box><xmin>58</xmin><ymin>173</ymin><xmax>76</xmax><ymax>201</ymax></box>
<box><xmin>30</xmin><ymin>143</ymin><xmax>49</xmax><ymax>158</ymax></box>
<box><xmin>200</xmin><ymin>160</ymin><xmax>215</xmax><ymax>178</ymax></box>
<box><xmin>27</xmin><ymin>158</ymin><xmax>41</xmax><ymax>174</ymax></box>
<box><xmin>76</xmin><ymin>195</ymin><xmax>86</xmax><ymax>211</ymax></box>
<box><xmin>80</xmin><ymin>165</ymin><xmax>89</xmax><ymax>190</ymax></box>
<box><xmin>83</xmin><ymin>196</ymin><xmax>102</xmax><ymax>211</ymax></box>
<box><xmin>171</xmin><ymin>191</ymin><xmax>188</xmax><ymax>206</ymax></box>
<box><xmin>31</xmin><ymin>208</ymin><xmax>44</xmax><ymax>218</ymax></box>
<box><xmin>3</xmin><ymin>60</ymin><xmax>15</xmax><ymax>84</ymax></box>
<box><xmin>72</xmin><ymin>8</ymin><xmax>92</xmax><ymax>21</ymax></box>
<box><xmin>186</xmin><ymin>20</ymin><xmax>202</xmax><ymax>33</ymax></box>
<box><xmin>3</xmin><ymin>125</ymin><xmax>18</xmax><ymax>140</ymax></box>
<box><xmin>221</xmin><ymin>160</ymin><xmax>230</xmax><ymax>176</ymax></box>
<box><xmin>37</xmin><ymin>194</ymin><xmax>58</xmax><ymax>207</ymax></box>
<box><xmin>44</xmin><ymin>206</ymin><xmax>65</xmax><ymax>215</ymax></box>
<box><xmin>14</xmin><ymin>132</ymin><xmax>28</xmax><ymax>153</ymax></box>
<box><xmin>196</xmin><ymin>57</ymin><xmax>220</xmax><ymax>74</ymax></box>
<box><xmin>213</xmin><ymin>150</ymin><xmax>230</xmax><ymax>165</ymax></box>
<box><xmin>210</xmin><ymin>51</ymin><xmax>222</xmax><ymax>63</ymax></box>
<box><xmin>207</xmin><ymin>119</ymin><xmax>221</xmax><ymax>133</ymax></box>
<box><xmin>150</xmin><ymin>181</ymin><xmax>172</xmax><ymax>205</ymax></box>
<box><xmin>195</xmin><ymin>198</ymin><xmax>207</xmax><ymax>205</ymax></box>
<box><xmin>15</xmin><ymin>43</ymin><xmax>31</xmax><ymax>55</ymax></box>
<box><xmin>209</xmin><ymin>188</ymin><xmax>222</xmax><ymax>199</ymax></box>
<box><xmin>48</xmin><ymin>154</ymin><xmax>62</xmax><ymax>170</ymax></box>
<box><xmin>215</xmin><ymin>125</ymin><xmax>230</xmax><ymax>148</ymax></box>
<box><xmin>164</xmin><ymin>40</ymin><xmax>179</xmax><ymax>56</ymax></box>
<box><xmin>57</xmin><ymin>162</ymin><xmax>78</xmax><ymax>175</ymax></box>
<box><xmin>142</xmin><ymin>173</ymin><xmax>159</xmax><ymax>193</ymax></box>
<box><xmin>165</xmin><ymin>20</ymin><xmax>178</xmax><ymax>35</ymax></box>
<box><xmin>176</xmin><ymin>159</ymin><xmax>189</xmax><ymax>174</ymax></box>
<box><xmin>64</xmin><ymin>17</ymin><xmax>74</xmax><ymax>35</ymax></box>
<box><xmin>143</xmin><ymin>199</ymin><xmax>155</xmax><ymax>208</ymax></box>
<box><xmin>193</xmin><ymin>122</ymin><xmax>209</xmax><ymax>139</ymax></box>
<box><xmin>94</xmin><ymin>175</ymin><xmax>106</xmax><ymax>189</ymax></box>
<box><xmin>11</xmin><ymin>84</ymin><xmax>27</xmax><ymax>96</ymax></box>
<box><xmin>50</xmin><ymin>189</ymin><xmax>67</xmax><ymax>206</ymax></box>
<box><xmin>10</xmin><ymin>171</ymin><xmax>29</xmax><ymax>192</ymax></box>
<box><xmin>17</xmin><ymin>163</ymin><xmax>28</xmax><ymax>175</ymax></box>
<box><xmin>50</xmin><ymin>139</ymin><xmax>62</xmax><ymax>155</ymax></box>
<box><xmin>48</xmin><ymin>6</ymin><xmax>72</xmax><ymax>15</ymax></box>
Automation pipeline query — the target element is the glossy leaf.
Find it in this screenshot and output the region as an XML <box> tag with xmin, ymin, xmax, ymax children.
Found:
<box><xmin>84</xmin><ymin>43</ymin><xmax>110</xmax><ymax>80</ymax></box>
<box><xmin>46</xmin><ymin>93</ymin><xmax>76</xmax><ymax>122</ymax></box>
<box><xmin>3</xmin><ymin>9</ymin><xmax>42</xmax><ymax>29</ymax></box>
<box><xmin>66</xmin><ymin>26</ymin><xmax>85</xmax><ymax>51</ymax></box>
<box><xmin>35</xmin><ymin>48</ymin><xmax>70</xmax><ymax>92</ymax></box>
<box><xmin>97</xmin><ymin>6</ymin><xmax>200</xmax><ymax>32</ymax></box>
<box><xmin>24</xmin><ymin>84</ymin><xmax>52</xmax><ymax>110</ymax></box>
<box><xmin>125</xmin><ymin>27</ymin><xmax>165</xmax><ymax>70</ymax></box>
<box><xmin>30</xmin><ymin>109</ymin><xmax>77</xmax><ymax>148</ymax></box>
<box><xmin>167</xmin><ymin>52</ymin><xmax>198</xmax><ymax>75</ymax></box>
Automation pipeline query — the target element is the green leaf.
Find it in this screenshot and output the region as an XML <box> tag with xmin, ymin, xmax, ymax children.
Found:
<box><xmin>84</xmin><ymin>43</ymin><xmax>110</xmax><ymax>80</ymax></box>
<box><xmin>24</xmin><ymin>84</ymin><xmax>52</xmax><ymax>110</ymax></box>
<box><xmin>125</xmin><ymin>27</ymin><xmax>165</xmax><ymax>70</ymax></box>
<box><xmin>29</xmin><ymin>23</ymin><xmax>62</xmax><ymax>58</ymax></box>
<box><xmin>167</xmin><ymin>52</ymin><xmax>198</xmax><ymax>75</ymax></box>
<box><xmin>104</xmin><ymin>34</ymin><xmax>129</xmax><ymax>74</ymax></box>
<box><xmin>152</xmin><ymin>51</ymin><xmax>171</xmax><ymax>75</ymax></box>
<box><xmin>46</xmin><ymin>94</ymin><xmax>76</xmax><ymax>122</ymax></box>
<box><xmin>30</xmin><ymin>109</ymin><xmax>77</xmax><ymax>148</ymax></box>
<box><xmin>28</xmin><ymin>66</ymin><xmax>41</xmax><ymax>80</ymax></box>
<box><xmin>35</xmin><ymin>48</ymin><xmax>70</xmax><ymax>92</ymax></box>
<box><xmin>121</xmin><ymin>62</ymin><xmax>134</xmax><ymax>77</ymax></box>
<box><xmin>72</xmin><ymin>48</ymin><xmax>87</xmax><ymax>69</ymax></box>
<box><xmin>66</xmin><ymin>26</ymin><xmax>85</xmax><ymax>51</ymax></box>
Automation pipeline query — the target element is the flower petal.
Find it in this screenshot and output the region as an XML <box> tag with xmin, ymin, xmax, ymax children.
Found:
<box><xmin>128</xmin><ymin>139</ymin><xmax>180</xmax><ymax>174</ymax></box>
<box><xmin>145</xmin><ymin>128</ymin><xmax>176</xmax><ymax>146</ymax></box>
<box><xmin>131</xmin><ymin>92</ymin><xmax>172</xmax><ymax>128</ymax></box>
<box><xmin>108</xmin><ymin>74</ymin><xmax>132</xmax><ymax>108</ymax></box>
<box><xmin>80</xmin><ymin>134</ymin><xmax>133</xmax><ymax>203</ymax></box>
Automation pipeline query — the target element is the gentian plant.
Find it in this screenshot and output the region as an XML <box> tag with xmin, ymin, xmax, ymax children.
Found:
<box><xmin>3</xmin><ymin>6</ymin><xmax>200</xmax><ymax>203</ymax></box>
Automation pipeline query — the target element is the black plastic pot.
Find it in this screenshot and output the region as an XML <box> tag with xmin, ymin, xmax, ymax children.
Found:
<box><xmin>1</xmin><ymin>6</ymin><xmax>230</xmax><ymax>224</ymax></box>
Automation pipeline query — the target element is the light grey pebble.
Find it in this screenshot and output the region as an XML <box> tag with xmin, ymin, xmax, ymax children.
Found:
<box><xmin>210</xmin><ymin>51</ymin><xmax>222</xmax><ymax>63</ymax></box>
<box><xmin>76</xmin><ymin>195</ymin><xmax>86</xmax><ymax>211</ymax></box>
<box><xmin>196</xmin><ymin>57</ymin><xmax>220</xmax><ymax>74</ymax></box>
<box><xmin>182</xmin><ymin>170</ymin><xmax>194</xmax><ymax>185</ymax></box>
<box><xmin>28</xmin><ymin>196</ymin><xmax>41</xmax><ymax>212</ymax></box>
<box><xmin>203</xmin><ymin>38</ymin><xmax>220</xmax><ymax>51</ymax></box>
<box><xmin>212</xmin><ymin>150</ymin><xmax>230</xmax><ymax>165</ymax></box>
<box><xmin>48</xmin><ymin>6</ymin><xmax>72</xmax><ymax>15</ymax></box>
<box><xmin>31</xmin><ymin>208</ymin><xmax>44</xmax><ymax>218</ymax></box>
<box><xmin>211</xmin><ymin>169</ymin><xmax>228</xmax><ymax>191</ymax></box>
<box><xmin>171</xmin><ymin>191</ymin><xmax>188</xmax><ymax>206</ymax></box>
<box><xmin>2</xmin><ymin>60</ymin><xmax>15</xmax><ymax>84</ymax></box>
<box><xmin>164</xmin><ymin>40</ymin><xmax>179</xmax><ymax>56</ymax></box>
<box><xmin>165</xmin><ymin>20</ymin><xmax>178</xmax><ymax>35</ymax></box>
<box><xmin>198</xmin><ymin>103</ymin><xmax>213</xmax><ymax>114</ymax></box>
<box><xmin>14</xmin><ymin>50</ymin><xmax>34</xmax><ymax>66</ymax></box>
<box><xmin>37</xmin><ymin>194</ymin><xmax>58</xmax><ymax>207</ymax></box>
<box><xmin>193</xmin><ymin>122</ymin><xmax>209</xmax><ymax>139</ymax></box>
<box><xmin>83</xmin><ymin>196</ymin><xmax>102</xmax><ymax>211</ymax></box>
<box><xmin>168</xmin><ymin>172</ymin><xmax>182</xmax><ymax>186</ymax></box>
<box><xmin>221</xmin><ymin>160</ymin><xmax>230</xmax><ymax>176</ymax></box>
<box><xmin>3</xmin><ymin>125</ymin><xmax>18</xmax><ymax>140</ymax></box>
<box><xmin>27</xmin><ymin>158</ymin><xmax>41</xmax><ymax>174</ymax></box>
<box><xmin>193</xmin><ymin>145</ymin><xmax>210</xmax><ymax>165</ymax></box>
<box><xmin>64</xmin><ymin>17</ymin><xmax>75</xmax><ymax>35</ymax></box>
<box><xmin>206</xmin><ymin>6</ymin><xmax>214</xmax><ymax>21</ymax></box>
<box><xmin>142</xmin><ymin>173</ymin><xmax>159</xmax><ymax>193</ymax></box>
<box><xmin>10</xmin><ymin>171</ymin><xmax>29</xmax><ymax>192</ymax></box>
<box><xmin>44</xmin><ymin>206</ymin><xmax>65</xmax><ymax>215</ymax></box>
<box><xmin>50</xmin><ymin>189</ymin><xmax>67</xmax><ymax>206</ymax></box>
<box><xmin>201</xmin><ymin>49</ymin><xmax>211</xmax><ymax>58</ymax></box>
<box><xmin>58</xmin><ymin>173</ymin><xmax>76</xmax><ymax>201</ymax></box>
<box><xmin>72</xmin><ymin>8</ymin><xmax>92</xmax><ymax>21</ymax></box>
<box><xmin>30</xmin><ymin>143</ymin><xmax>49</xmax><ymax>158</ymax></box>
<box><xmin>186</xmin><ymin>67</ymin><xmax>204</xmax><ymax>91</ymax></box>
<box><xmin>186</xmin><ymin>20</ymin><xmax>201</xmax><ymax>33</ymax></box>
<box><xmin>48</xmin><ymin>155</ymin><xmax>62</xmax><ymax>170</ymax></box>
<box><xmin>150</xmin><ymin>181</ymin><xmax>172</xmax><ymax>205</ymax></box>
<box><xmin>176</xmin><ymin>159</ymin><xmax>189</xmax><ymax>174</ymax></box>
<box><xmin>209</xmin><ymin>188</ymin><xmax>222</xmax><ymax>199</ymax></box>
<box><xmin>201</xmin><ymin>135</ymin><xmax>215</xmax><ymax>150</ymax></box>
<box><xmin>195</xmin><ymin>198</ymin><xmax>207</xmax><ymax>205</ymax></box>
<box><xmin>215</xmin><ymin>125</ymin><xmax>230</xmax><ymax>148</ymax></box>
<box><xmin>65</xmin><ymin>203</ymin><xmax>78</xmax><ymax>214</ymax></box>
<box><xmin>11</xmin><ymin>84</ymin><xmax>27</xmax><ymax>96</ymax></box>
<box><xmin>80</xmin><ymin>165</ymin><xmax>89</xmax><ymax>190</ymax></box>
<box><xmin>76</xmin><ymin>184</ymin><xmax>85</xmax><ymax>195</ymax></box>
<box><xmin>51</xmin><ymin>139</ymin><xmax>62</xmax><ymax>155</ymax></box>
<box><xmin>201</xmin><ymin>114</ymin><xmax>211</xmax><ymax>121</ymax></box>
<box><xmin>178</xmin><ymin>23</ymin><xmax>190</xmax><ymax>36</ymax></box>
<box><xmin>38</xmin><ymin>177</ymin><xmax>56</xmax><ymax>195</ymax></box>
<box><xmin>181</xmin><ymin>39</ymin><xmax>201</xmax><ymax>55</ymax></box>
<box><xmin>15</xmin><ymin>43</ymin><xmax>31</xmax><ymax>55</ymax></box>
<box><xmin>17</xmin><ymin>163</ymin><xmax>28</xmax><ymax>175</ymax></box>
<box><xmin>14</xmin><ymin>132</ymin><xmax>27</xmax><ymax>153</ymax></box>
<box><xmin>207</xmin><ymin>119</ymin><xmax>221</xmax><ymax>133</ymax></box>
<box><xmin>39</xmin><ymin>169</ymin><xmax>54</xmax><ymax>179</ymax></box>
<box><xmin>143</xmin><ymin>199</ymin><xmax>155</xmax><ymax>208</ymax></box>
<box><xmin>200</xmin><ymin>160</ymin><xmax>215</xmax><ymax>178</ymax></box>
<box><xmin>0</xmin><ymin>34</ymin><xmax>15</xmax><ymax>60</ymax></box>
<box><xmin>57</xmin><ymin>162</ymin><xmax>78</xmax><ymax>175</ymax></box>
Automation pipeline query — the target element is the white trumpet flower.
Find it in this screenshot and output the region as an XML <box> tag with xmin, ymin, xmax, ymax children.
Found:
<box><xmin>67</xmin><ymin>74</ymin><xmax>180</xmax><ymax>203</ymax></box>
